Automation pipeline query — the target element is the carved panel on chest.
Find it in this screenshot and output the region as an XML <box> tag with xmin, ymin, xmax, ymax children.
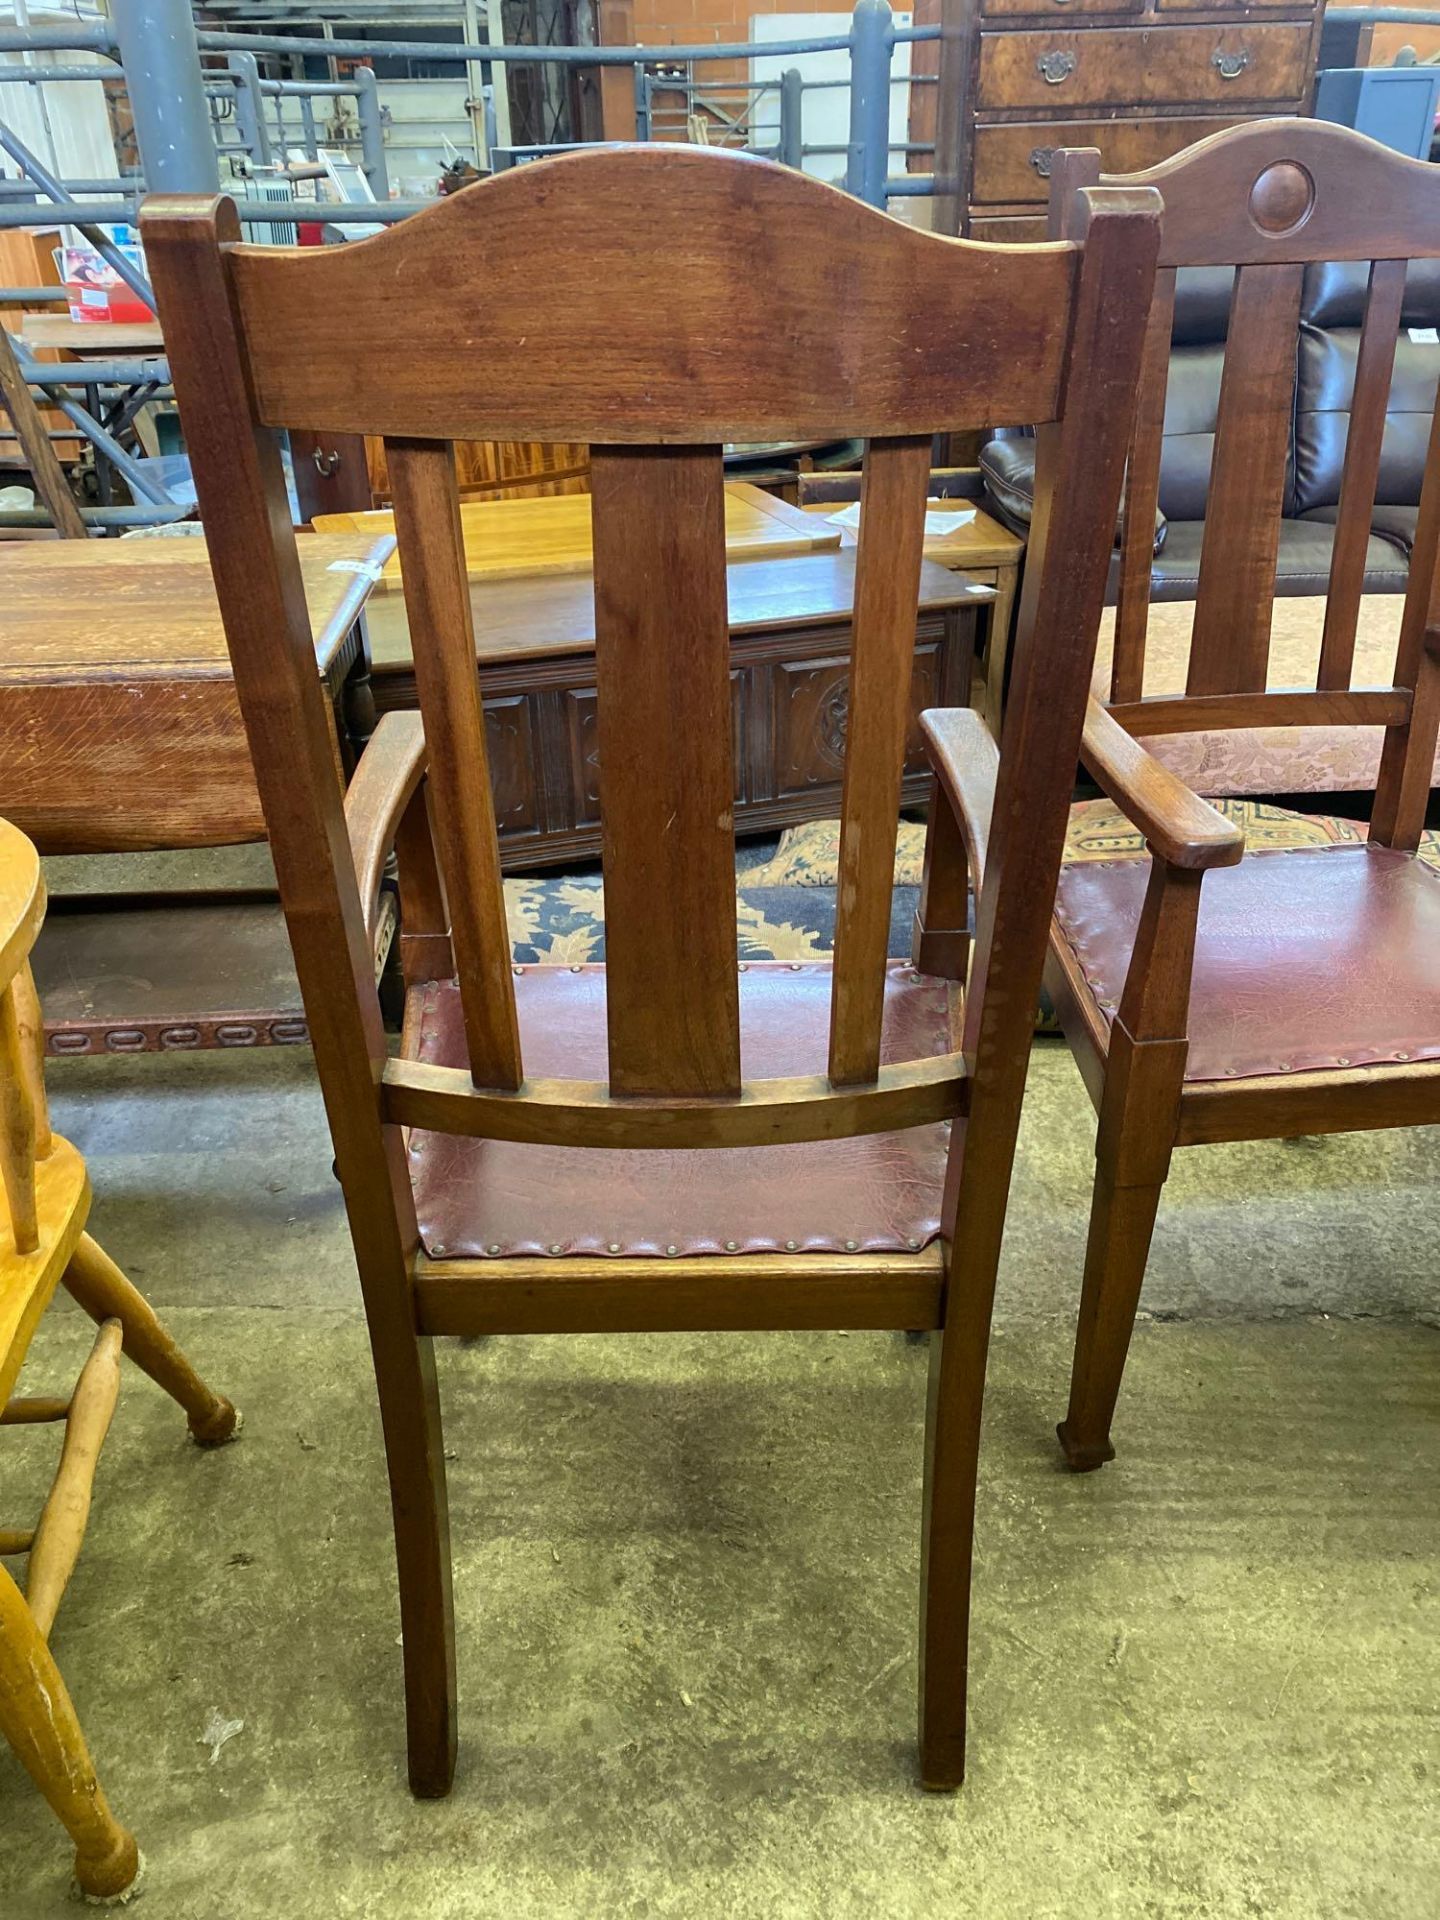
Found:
<box><xmin>370</xmin><ymin>607</ymin><xmax>972</xmax><ymax>870</ymax></box>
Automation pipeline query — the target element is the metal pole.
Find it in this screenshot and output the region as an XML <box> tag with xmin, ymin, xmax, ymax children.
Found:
<box><xmin>353</xmin><ymin>67</ymin><xmax>390</xmax><ymax>197</ymax></box>
<box><xmin>228</xmin><ymin>51</ymin><xmax>273</xmax><ymax>168</ymax></box>
<box><xmin>633</xmin><ymin>66</ymin><xmax>651</xmax><ymax>142</ymax></box>
<box><xmin>779</xmin><ymin>66</ymin><xmax>803</xmax><ymax>172</ymax></box>
<box><xmin>845</xmin><ymin>0</ymin><xmax>893</xmax><ymax>207</ymax></box>
<box><xmin>482</xmin><ymin>86</ymin><xmax>499</xmax><ymax>168</ymax></box>
<box><xmin>110</xmin><ymin>0</ymin><xmax>220</xmax><ymax>193</ymax></box>
<box><xmin>0</xmin><ymin>118</ymin><xmax>154</xmax><ymax>304</ymax></box>
<box><xmin>299</xmin><ymin>90</ymin><xmax>319</xmax><ymax>161</ymax></box>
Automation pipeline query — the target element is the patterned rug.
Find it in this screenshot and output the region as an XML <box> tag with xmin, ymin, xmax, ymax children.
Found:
<box><xmin>506</xmin><ymin>804</ymin><xmax>1440</xmax><ymax>978</ymax></box>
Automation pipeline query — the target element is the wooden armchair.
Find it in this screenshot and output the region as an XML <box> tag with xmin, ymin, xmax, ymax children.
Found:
<box><xmin>0</xmin><ymin>817</ymin><xmax>236</xmax><ymax>1900</ymax></box>
<box><xmin>143</xmin><ymin>147</ymin><xmax>1159</xmax><ymax>1792</ymax></box>
<box><xmin>1039</xmin><ymin>122</ymin><xmax>1440</xmax><ymax>1470</ymax></box>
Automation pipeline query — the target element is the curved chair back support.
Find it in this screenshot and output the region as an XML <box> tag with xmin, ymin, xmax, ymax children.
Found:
<box><xmin>1048</xmin><ymin>119</ymin><xmax>1440</xmax><ymax>851</ymax></box>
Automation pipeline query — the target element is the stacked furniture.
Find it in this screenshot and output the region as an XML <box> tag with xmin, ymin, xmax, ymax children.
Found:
<box><xmin>932</xmin><ymin>0</ymin><xmax>1325</xmax><ymax>240</ymax></box>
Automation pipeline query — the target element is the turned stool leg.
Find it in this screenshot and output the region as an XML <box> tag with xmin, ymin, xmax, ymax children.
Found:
<box><xmin>62</xmin><ymin>1234</ymin><xmax>237</xmax><ymax>1446</ymax></box>
<box><xmin>0</xmin><ymin>1564</ymin><xmax>139</xmax><ymax>1899</ymax></box>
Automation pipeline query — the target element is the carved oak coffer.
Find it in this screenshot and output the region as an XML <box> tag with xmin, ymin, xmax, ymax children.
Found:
<box><xmin>366</xmin><ymin>553</ymin><xmax>980</xmax><ymax>871</ymax></box>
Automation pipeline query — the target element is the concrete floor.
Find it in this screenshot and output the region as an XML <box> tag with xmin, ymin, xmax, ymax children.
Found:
<box><xmin>1</xmin><ymin>1040</ymin><xmax>1436</xmax><ymax>1917</ymax></box>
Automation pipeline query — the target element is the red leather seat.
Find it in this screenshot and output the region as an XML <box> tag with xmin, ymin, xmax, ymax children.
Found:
<box><xmin>406</xmin><ymin>961</ymin><xmax>954</xmax><ymax>1260</ymax></box>
<box><xmin>1053</xmin><ymin>843</ymin><xmax>1440</xmax><ymax>1082</ymax></box>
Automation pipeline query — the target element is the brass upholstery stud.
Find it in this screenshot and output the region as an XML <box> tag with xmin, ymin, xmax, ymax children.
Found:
<box><xmin>785</xmin><ymin>1239</ymin><xmax>798</xmax><ymax>1251</ymax></box>
<box><xmin>844</xmin><ymin>1239</ymin><xmax>858</xmax><ymax>1252</ymax></box>
<box><xmin>548</xmin><ymin>1243</ymin><xmax>563</xmax><ymax>1255</ymax></box>
<box><xmin>665</xmin><ymin>1244</ymin><xmax>678</xmax><ymax>1256</ymax></box>
<box><xmin>607</xmin><ymin>1242</ymin><xmax>622</xmax><ymax>1254</ymax></box>
<box><xmin>487</xmin><ymin>1244</ymin><xmax>501</xmax><ymax>1255</ymax></box>
<box><xmin>724</xmin><ymin>1240</ymin><xmax>739</xmax><ymax>1252</ymax></box>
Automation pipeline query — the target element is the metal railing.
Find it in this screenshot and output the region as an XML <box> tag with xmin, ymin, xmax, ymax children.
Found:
<box><xmin>0</xmin><ymin>0</ymin><xmax>933</xmax><ymax>532</ymax></box>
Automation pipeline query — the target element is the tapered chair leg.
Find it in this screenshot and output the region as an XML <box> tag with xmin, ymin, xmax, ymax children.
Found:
<box><xmin>376</xmin><ymin>1329</ymin><xmax>457</xmax><ymax>1798</ymax></box>
<box><xmin>1057</xmin><ymin>1163</ymin><xmax>1165</xmax><ymax>1472</ymax></box>
<box><xmin>0</xmin><ymin>1565</ymin><xmax>139</xmax><ymax>1900</ymax></box>
<box><xmin>61</xmin><ymin>1232</ymin><xmax>237</xmax><ymax>1447</ymax></box>
<box><xmin>918</xmin><ymin>1225</ymin><xmax>1000</xmax><ymax>1794</ymax></box>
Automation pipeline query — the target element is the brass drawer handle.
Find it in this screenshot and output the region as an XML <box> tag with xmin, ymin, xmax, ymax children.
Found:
<box><xmin>1036</xmin><ymin>50</ymin><xmax>1076</xmax><ymax>84</ymax></box>
<box><xmin>1030</xmin><ymin>146</ymin><xmax>1055</xmax><ymax>178</ymax></box>
<box><xmin>1212</xmin><ymin>48</ymin><xmax>1251</xmax><ymax>79</ymax></box>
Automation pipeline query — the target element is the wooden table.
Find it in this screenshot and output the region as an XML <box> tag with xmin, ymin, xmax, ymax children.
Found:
<box><xmin>804</xmin><ymin>498</ymin><xmax>1024</xmax><ymax>729</ymax></box>
<box><xmin>0</xmin><ymin>530</ymin><xmax>392</xmax><ymax>1054</ymax></box>
<box><xmin>19</xmin><ymin>316</ymin><xmax>165</xmax><ymax>356</ymax></box>
<box><xmin>365</xmin><ymin>548</ymin><xmax>993</xmax><ymax>870</ymax></box>
<box><xmin>314</xmin><ymin>480</ymin><xmax>840</xmax><ymax>588</ymax></box>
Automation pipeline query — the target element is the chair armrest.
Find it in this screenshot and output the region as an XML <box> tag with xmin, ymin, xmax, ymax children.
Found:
<box><xmin>344</xmin><ymin>711</ymin><xmax>428</xmax><ymax>948</ymax></box>
<box><xmin>920</xmin><ymin>706</ymin><xmax>997</xmax><ymax>889</ymax></box>
<box><xmin>1081</xmin><ymin>698</ymin><xmax>1242</xmax><ymax>872</ymax></box>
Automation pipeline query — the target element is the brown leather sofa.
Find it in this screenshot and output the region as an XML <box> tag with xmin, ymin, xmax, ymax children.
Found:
<box><xmin>979</xmin><ymin>260</ymin><xmax>1440</xmax><ymax>601</ymax></box>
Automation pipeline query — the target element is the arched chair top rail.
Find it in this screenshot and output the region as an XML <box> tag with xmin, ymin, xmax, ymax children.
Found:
<box><xmin>1052</xmin><ymin>118</ymin><xmax>1440</xmax><ymax>270</ymax></box>
<box><xmin>151</xmin><ymin>145</ymin><xmax>1085</xmax><ymax>445</ymax></box>
<box><xmin>0</xmin><ymin>819</ymin><xmax>45</xmax><ymax>990</ymax></box>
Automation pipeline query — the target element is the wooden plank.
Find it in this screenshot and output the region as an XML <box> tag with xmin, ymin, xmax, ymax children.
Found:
<box><xmin>314</xmin><ymin>482</ymin><xmax>841</xmax><ymax>592</ymax></box>
<box><xmin>589</xmin><ymin>445</ymin><xmax>740</xmax><ymax>1098</ymax></box>
<box><xmin>0</xmin><ymin>533</ymin><xmax>392</xmax><ymax>679</ymax></box>
<box><xmin>226</xmin><ymin>147</ymin><xmax>1076</xmax><ymax>442</ymax></box>
<box><xmin>1109</xmin><ymin>686</ymin><xmax>1411</xmax><ymax>735</ymax></box>
<box><xmin>1111</xmin><ymin>268</ymin><xmax>1175</xmax><ymax>704</ymax></box>
<box><xmin>828</xmin><ymin>436</ymin><xmax>933</xmax><ymax>1086</ymax></box>
<box><xmin>386</xmin><ymin>438</ymin><xmax>521</xmax><ymax>1091</ymax></box>
<box><xmin>0</xmin><ymin>323</ymin><xmax>85</xmax><ymax>538</ymax></box>
<box><xmin>382</xmin><ymin>1048</ymin><xmax>970</xmax><ymax>1149</ymax></box>
<box><xmin>1187</xmin><ymin>262</ymin><xmax>1305</xmax><ymax>697</ymax></box>
<box><xmin>1372</xmin><ymin>383</ymin><xmax>1440</xmax><ymax>848</ymax></box>
<box><xmin>1318</xmin><ymin>258</ymin><xmax>1407</xmax><ymax>691</ymax></box>
<box><xmin>414</xmin><ymin>1247</ymin><xmax>946</xmax><ymax>1337</ymax></box>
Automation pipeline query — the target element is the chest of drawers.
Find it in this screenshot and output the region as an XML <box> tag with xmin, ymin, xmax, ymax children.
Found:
<box><xmin>932</xmin><ymin>0</ymin><xmax>1324</xmax><ymax>239</ymax></box>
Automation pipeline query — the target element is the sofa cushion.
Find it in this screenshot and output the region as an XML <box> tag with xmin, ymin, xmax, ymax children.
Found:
<box><xmin>1146</xmin><ymin>518</ymin><xmax>1410</xmax><ymax>602</ymax></box>
<box><xmin>1294</xmin><ymin>324</ymin><xmax>1439</xmax><ymax>517</ymax></box>
<box><xmin>1089</xmin><ymin>591</ymin><xmax>1435</xmax><ymax>794</ymax></box>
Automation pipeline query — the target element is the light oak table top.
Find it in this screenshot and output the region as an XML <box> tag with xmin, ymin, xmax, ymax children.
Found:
<box><xmin>19</xmin><ymin>316</ymin><xmax>165</xmax><ymax>356</ymax></box>
<box><xmin>0</xmin><ymin>532</ymin><xmax>395</xmax><ymax>681</ymax></box>
<box><xmin>802</xmin><ymin>498</ymin><xmax>1024</xmax><ymax>570</ymax></box>
<box><xmin>365</xmin><ymin>546</ymin><xmax>993</xmax><ymax>671</ymax></box>
<box><xmin>315</xmin><ymin>481</ymin><xmax>840</xmax><ymax>592</ymax></box>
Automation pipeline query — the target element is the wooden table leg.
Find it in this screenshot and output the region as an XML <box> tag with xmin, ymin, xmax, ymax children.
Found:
<box><xmin>983</xmin><ymin>558</ymin><xmax>1019</xmax><ymax>735</ymax></box>
<box><xmin>0</xmin><ymin>1563</ymin><xmax>139</xmax><ymax>1899</ymax></box>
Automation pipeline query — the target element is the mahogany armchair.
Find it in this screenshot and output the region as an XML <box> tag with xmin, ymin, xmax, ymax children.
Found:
<box><xmin>142</xmin><ymin>148</ymin><xmax>1159</xmax><ymax>1792</ymax></box>
<box><xmin>1039</xmin><ymin>122</ymin><xmax>1440</xmax><ymax>1470</ymax></box>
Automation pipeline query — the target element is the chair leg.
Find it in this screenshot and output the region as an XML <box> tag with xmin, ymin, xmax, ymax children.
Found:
<box><xmin>917</xmin><ymin>1280</ymin><xmax>991</xmax><ymax>1792</ymax></box>
<box><xmin>1057</xmin><ymin>1163</ymin><xmax>1165</xmax><ymax>1472</ymax></box>
<box><xmin>0</xmin><ymin>1563</ymin><xmax>139</xmax><ymax>1900</ymax></box>
<box><xmin>377</xmin><ymin>1330</ymin><xmax>457</xmax><ymax>1798</ymax></box>
<box><xmin>61</xmin><ymin>1233</ymin><xmax>237</xmax><ymax>1447</ymax></box>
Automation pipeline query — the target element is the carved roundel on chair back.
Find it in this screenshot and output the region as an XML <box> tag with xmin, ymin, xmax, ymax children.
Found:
<box><xmin>1248</xmin><ymin>161</ymin><xmax>1315</xmax><ymax>239</ymax></box>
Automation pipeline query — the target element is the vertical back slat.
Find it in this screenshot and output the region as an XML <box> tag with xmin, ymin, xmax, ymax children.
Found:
<box><xmin>589</xmin><ymin>445</ymin><xmax>741</xmax><ymax>1099</ymax></box>
<box><xmin>1187</xmin><ymin>262</ymin><xmax>1305</xmax><ymax>697</ymax></box>
<box><xmin>0</xmin><ymin>981</ymin><xmax>38</xmax><ymax>1254</ymax></box>
<box><xmin>1111</xmin><ymin>267</ymin><xmax>1176</xmax><ymax>704</ymax></box>
<box><xmin>828</xmin><ymin>435</ymin><xmax>932</xmax><ymax>1086</ymax></box>
<box><xmin>1318</xmin><ymin>257</ymin><xmax>1408</xmax><ymax>691</ymax></box>
<box><xmin>1371</xmin><ymin>386</ymin><xmax>1440</xmax><ymax>849</ymax></box>
<box><xmin>387</xmin><ymin>437</ymin><xmax>522</xmax><ymax>1091</ymax></box>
